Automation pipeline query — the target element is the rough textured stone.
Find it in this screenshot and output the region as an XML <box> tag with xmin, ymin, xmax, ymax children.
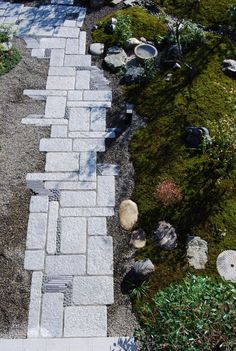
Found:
<box><xmin>60</xmin><ymin>190</ymin><xmax>96</xmax><ymax>207</ymax></box>
<box><xmin>88</xmin><ymin>217</ymin><xmax>107</xmax><ymax>236</ymax></box>
<box><xmin>45</xmin><ymin>255</ymin><xmax>86</xmax><ymax>275</ymax></box>
<box><xmin>27</xmin><ymin>272</ymin><xmax>43</xmax><ymax>338</ymax></box>
<box><xmin>222</xmin><ymin>59</ymin><xmax>236</xmax><ymax>78</ymax></box>
<box><xmin>125</xmin><ymin>37</ymin><xmax>141</xmax><ymax>49</ymax></box>
<box><xmin>130</xmin><ymin>229</ymin><xmax>146</xmax><ymax>249</ymax></box>
<box><xmin>51</xmin><ymin>125</ymin><xmax>68</xmax><ymax>138</ymax></box>
<box><xmin>73</xmin><ymin>138</ymin><xmax>105</xmax><ymax>152</ymax></box>
<box><xmin>87</xmin><ymin>236</ymin><xmax>113</xmax><ymax>275</ymax></box>
<box><xmin>68</xmin><ymin>90</ymin><xmax>83</xmax><ymax>101</ymax></box>
<box><xmin>54</xmin><ymin>26</ymin><xmax>80</xmax><ymax>38</ymax></box>
<box><xmin>78</xmin><ymin>31</ymin><xmax>86</xmax><ymax>54</ymax></box>
<box><xmin>217</xmin><ymin>250</ymin><xmax>236</xmax><ymax>282</ymax></box>
<box><xmin>64</xmin><ymin>54</ymin><xmax>91</xmax><ymax>67</ymax></box>
<box><xmin>133</xmin><ymin>258</ymin><xmax>155</xmax><ymax>279</ymax></box>
<box><xmin>89</xmin><ymin>43</ymin><xmax>104</xmax><ymax>56</ymax></box>
<box><xmin>97</xmin><ymin>176</ymin><xmax>115</xmax><ymax>207</ymax></box>
<box><xmin>26</xmin><ymin>213</ymin><xmax>48</xmax><ymax>249</ymax></box>
<box><xmin>40</xmin><ymin>293</ymin><xmax>64</xmax><ymax>338</ymax></box>
<box><xmin>104</xmin><ymin>47</ymin><xmax>127</xmax><ymax>72</ymax></box>
<box><xmin>30</xmin><ymin>196</ymin><xmax>49</xmax><ymax>213</ymax></box>
<box><xmin>154</xmin><ymin>221</ymin><xmax>177</xmax><ymax>250</ymax></box>
<box><xmin>39</xmin><ymin>38</ymin><xmax>66</xmax><ymax>49</ymax></box>
<box><xmin>119</xmin><ymin>200</ymin><xmax>138</xmax><ymax>231</ymax></box>
<box><xmin>61</xmin><ymin>217</ymin><xmax>87</xmax><ymax>253</ymax></box>
<box><xmin>48</xmin><ymin>67</ymin><xmax>75</xmax><ymax>76</ymax></box>
<box><xmin>83</xmin><ymin>90</ymin><xmax>112</xmax><ymax>101</ymax></box>
<box><xmin>75</xmin><ymin>70</ymin><xmax>90</xmax><ymax>90</ymax></box>
<box><xmin>79</xmin><ymin>152</ymin><xmax>96</xmax><ymax>182</ymax></box>
<box><xmin>46</xmin><ymin>76</ymin><xmax>75</xmax><ymax>90</ymax></box>
<box><xmin>66</xmin><ymin>38</ymin><xmax>79</xmax><ymax>54</ymax></box>
<box><xmin>73</xmin><ymin>276</ymin><xmax>114</xmax><ymax>305</ymax></box>
<box><xmin>186</xmin><ymin>236</ymin><xmax>208</xmax><ymax>269</ymax></box>
<box><xmin>64</xmin><ymin>306</ymin><xmax>107</xmax><ymax>337</ymax></box>
<box><xmin>46</xmin><ymin>201</ymin><xmax>59</xmax><ymax>255</ymax></box>
<box><xmin>45</xmin><ymin>96</ymin><xmax>67</xmax><ymax>118</ymax></box>
<box><xmin>60</xmin><ymin>207</ymin><xmax>114</xmax><ymax>217</ymax></box>
<box><xmin>24</xmin><ymin>250</ymin><xmax>45</xmax><ymax>271</ymax></box>
<box><xmin>90</xmin><ymin>107</ymin><xmax>106</xmax><ymax>131</ymax></box>
<box><xmin>50</xmin><ymin>49</ymin><xmax>65</xmax><ymax>66</ymax></box>
<box><xmin>69</xmin><ymin>107</ymin><xmax>90</xmax><ymax>131</ymax></box>
<box><xmin>45</xmin><ymin>152</ymin><xmax>80</xmax><ymax>172</ymax></box>
<box><xmin>40</xmin><ymin>138</ymin><xmax>72</xmax><ymax>152</ymax></box>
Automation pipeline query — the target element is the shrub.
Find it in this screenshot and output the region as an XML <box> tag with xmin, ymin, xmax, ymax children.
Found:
<box><xmin>155</xmin><ymin>180</ymin><xmax>182</xmax><ymax>206</ymax></box>
<box><xmin>136</xmin><ymin>274</ymin><xmax>236</xmax><ymax>351</ymax></box>
<box><xmin>114</xmin><ymin>14</ymin><xmax>132</xmax><ymax>45</ymax></box>
<box><xmin>180</xmin><ymin>20</ymin><xmax>206</xmax><ymax>49</ymax></box>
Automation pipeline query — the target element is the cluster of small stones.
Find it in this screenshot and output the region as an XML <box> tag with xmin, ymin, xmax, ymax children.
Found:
<box><xmin>0</xmin><ymin>0</ymin><xmax>122</xmax><ymax>342</ymax></box>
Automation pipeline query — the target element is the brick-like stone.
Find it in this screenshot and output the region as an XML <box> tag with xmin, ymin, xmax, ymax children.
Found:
<box><xmin>83</xmin><ymin>91</ymin><xmax>112</xmax><ymax>101</ymax></box>
<box><xmin>68</xmin><ymin>90</ymin><xmax>83</xmax><ymax>101</ymax></box>
<box><xmin>24</xmin><ymin>89</ymin><xmax>67</xmax><ymax>100</ymax></box>
<box><xmin>64</xmin><ymin>306</ymin><xmax>107</xmax><ymax>337</ymax></box>
<box><xmin>78</xmin><ymin>31</ymin><xmax>86</xmax><ymax>54</ymax></box>
<box><xmin>73</xmin><ymin>276</ymin><xmax>113</xmax><ymax>305</ymax></box>
<box><xmin>63</xmin><ymin>19</ymin><xmax>77</xmax><ymax>27</ymax></box>
<box><xmin>97</xmin><ymin>176</ymin><xmax>115</xmax><ymax>207</ymax></box>
<box><xmin>69</xmin><ymin>107</ymin><xmax>90</xmax><ymax>131</ymax></box>
<box><xmin>90</xmin><ymin>107</ymin><xmax>106</xmax><ymax>131</ymax></box>
<box><xmin>51</xmin><ymin>125</ymin><xmax>68</xmax><ymax>138</ymax></box>
<box><xmin>40</xmin><ymin>138</ymin><xmax>72</xmax><ymax>152</ymax></box>
<box><xmin>27</xmin><ymin>172</ymin><xmax>78</xmax><ymax>182</ymax></box>
<box><xmin>46</xmin><ymin>76</ymin><xmax>75</xmax><ymax>90</ymax></box>
<box><xmin>22</xmin><ymin>117</ymin><xmax>68</xmax><ymax>126</ymax></box>
<box><xmin>46</xmin><ymin>201</ymin><xmax>59</xmax><ymax>255</ymax></box>
<box><xmin>45</xmin><ymin>255</ymin><xmax>86</xmax><ymax>275</ymax></box>
<box><xmin>54</xmin><ymin>26</ymin><xmax>80</xmax><ymax>38</ymax></box>
<box><xmin>26</xmin><ymin>213</ymin><xmax>48</xmax><ymax>249</ymax></box>
<box><xmin>45</xmin><ymin>96</ymin><xmax>67</xmax><ymax>118</ymax></box>
<box><xmin>66</xmin><ymin>38</ymin><xmax>79</xmax><ymax>54</ymax></box>
<box><xmin>60</xmin><ymin>207</ymin><xmax>114</xmax><ymax>217</ymax></box>
<box><xmin>69</xmin><ymin>131</ymin><xmax>107</xmax><ymax>138</ymax></box>
<box><xmin>75</xmin><ymin>70</ymin><xmax>90</xmax><ymax>90</ymax></box>
<box><xmin>87</xmin><ymin>236</ymin><xmax>113</xmax><ymax>275</ymax></box>
<box><xmin>88</xmin><ymin>217</ymin><xmax>107</xmax><ymax>236</ymax></box>
<box><xmin>40</xmin><ymin>293</ymin><xmax>64</xmax><ymax>338</ymax></box>
<box><xmin>77</xmin><ymin>7</ymin><xmax>86</xmax><ymax>27</ymax></box>
<box><xmin>30</xmin><ymin>196</ymin><xmax>49</xmax><ymax>213</ymax></box>
<box><xmin>60</xmin><ymin>191</ymin><xmax>96</xmax><ymax>207</ymax></box>
<box><xmin>45</xmin><ymin>152</ymin><xmax>79</xmax><ymax>172</ymax></box>
<box><xmin>48</xmin><ymin>67</ymin><xmax>75</xmax><ymax>76</ymax></box>
<box><xmin>61</xmin><ymin>217</ymin><xmax>87</xmax><ymax>254</ymax></box>
<box><xmin>73</xmin><ymin>138</ymin><xmax>105</xmax><ymax>152</ymax></box>
<box><xmin>24</xmin><ymin>250</ymin><xmax>45</xmax><ymax>271</ymax></box>
<box><xmin>39</xmin><ymin>38</ymin><xmax>66</xmax><ymax>49</ymax></box>
<box><xmin>50</xmin><ymin>49</ymin><xmax>65</xmax><ymax>67</ymax></box>
<box><xmin>45</xmin><ymin>181</ymin><xmax>96</xmax><ymax>190</ymax></box>
<box><xmin>79</xmin><ymin>152</ymin><xmax>96</xmax><ymax>182</ymax></box>
<box><xmin>27</xmin><ymin>272</ymin><xmax>43</xmax><ymax>338</ymax></box>
<box><xmin>67</xmin><ymin>101</ymin><xmax>111</xmax><ymax>108</ymax></box>
<box><xmin>64</xmin><ymin>55</ymin><xmax>91</xmax><ymax>67</ymax></box>
<box><xmin>31</xmin><ymin>49</ymin><xmax>45</xmax><ymax>58</ymax></box>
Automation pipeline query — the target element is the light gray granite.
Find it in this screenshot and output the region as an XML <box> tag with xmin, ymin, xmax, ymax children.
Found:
<box><xmin>60</xmin><ymin>217</ymin><xmax>87</xmax><ymax>254</ymax></box>
<box><xmin>40</xmin><ymin>293</ymin><xmax>64</xmax><ymax>338</ymax></box>
<box><xmin>87</xmin><ymin>236</ymin><xmax>113</xmax><ymax>275</ymax></box>
<box><xmin>45</xmin><ymin>255</ymin><xmax>86</xmax><ymax>275</ymax></box>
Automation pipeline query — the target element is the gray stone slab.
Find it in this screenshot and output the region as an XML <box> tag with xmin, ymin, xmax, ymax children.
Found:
<box><xmin>51</xmin><ymin>125</ymin><xmax>68</xmax><ymax>138</ymax></box>
<box><xmin>30</xmin><ymin>196</ymin><xmax>49</xmax><ymax>213</ymax></box>
<box><xmin>50</xmin><ymin>49</ymin><xmax>65</xmax><ymax>67</ymax></box>
<box><xmin>41</xmin><ymin>293</ymin><xmax>64</xmax><ymax>338</ymax></box>
<box><xmin>77</xmin><ymin>7</ymin><xmax>86</xmax><ymax>27</ymax></box>
<box><xmin>27</xmin><ymin>272</ymin><xmax>43</xmax><ymax>338</ymax></box>
<box><xmin>45</xmin><ymin>152</ymin><xmax>79</xmax><ymax>172</ymax></box>
<box><xmin>24</xmin><ymin>89</ymin><xmax>67</xmax><ymax>100</ymax></box>
<box><xmin>67</xmin><ymin>101</ymin><xmax>111</xmax><ymax>108</ymax></box>
<box><xmin>46</xmin><ymin>201</ymin><xmax>59</xmax><ymax>255</ymax></box>
<box><xmin>73</xmin><ymin>276</ymin><xmax>113</xmax><ymax>305</ymax></box>
<box><xmin>63</xmin><ymin>19</ymin><xmax>77</xmax><ymax>27</ymax></box>
<box><xmin>46</xmin><ymin>76</ymin><xmax>75</xmax><ymax>90</ymax></box>
<box><xmin>78</xmin><ymin>31</ymin><xmax>86</xmax><ymax>54</ymax></box>
<box><xmin>26</xmin><ymin>213</ymin><xmax>48</xmax><ymax>250</ymax></box>
<box><xmin>79</xmin><ymin>152</ymin><xmax>96</xmax><ymax>182</ymax></box>
<box><xmin>97</xmin><ymin>163</ymin><xmax>120</xmax><ymax>176</ymax></box>
<box><xmin>88</xmin><ymin>217</ymin><xmax>107</xmax><ymax>236</ymax></box>
<box><xmin>87</xmin><ymin>236</ymin><xmax>113</xmax><ymax>275</ymax></box>
<box><xmin>31</xmin><ymin>49</ymin><xmax>45</xmax><ymax>58</ymax></box>
<box><xmin>64</xmin><ymin>54</ymin><xmax>91</xmax><ymax>67</ymax></box>
<box><xmin>97</xmin><ymin>176</ymin><xmax>115</xmax><ymax>207</ymax></box>
<box><xmin>45</xmin><ymin>96</ymin><xmax>67</xmax><ymax>118</ymax></box>
<box><xmin>60</xmin><ymin>207</ymin><xmax>114</xmax><ymax>217</ymax></box>
<box><xmin>64</xmin><ymin>306</ymin><xmax>107</xmax><ymax>337</ymax></box>
<box><xmin>28</xmin><ymin>25</ymin><xmax>55</xmax><ymax>37</ymax></box>
<box><xmin>68</xmin><ymin>90</ymin><xmax>83</xmax><ymax>101</ymax></box>
<box><xmin>22</xmin><ymin>117</ymin><xmax>68</xmax><ymax>126</ymax></box>
<box><xmin>60</xmin><ymin>190</ymin><xmax>96</xmax><ymax>207</ymax></box>
<box><xmin>23</xmin><ymin>37</ymin><xmax>39</xmax><ymax>49</ymax></box>
<box><xmin>48</xmin><ymin>67</ymin><xmax>75</xmax><ymax>76</ymax></box>
<box><xmin>61</xmin><ymin>217</ymin><xmax>87</xmax><ymax>254</ymax></box>
<box><xmin>40</xmin><ymin>138</ymin><xmax>72</xmax><ymax>152</ymax></box>
<box><xmin>75</xmin><ymin>70</ymin><xmax>90</xmax><ymax>90</ymax></box>
<box><xmin>45</xmin><ymin>255</ymin><xmax>86</xmax><ymax>275</ymax></box>
<box><xmin>68</xmin><ymin>107</ymin><xmax>90</xmax><ymax>131</ymax></box>
<box><xmin>3</xmin><ymin>16</ymin><xmax>18</xmax><ymax>23</ymax></box>
<box><xmin>24</xmin><ymin>250</ymin><xmax>45</xmax><ymax>271</ymax></box>
<box><xmin>54</xmin><ymin>26</ymin><xmax>80</xmax><ymax>38</ymax></box>
<box><xmin>27</xmin><ymin>172</ymin><xmax>78</xmax><ymax>182</ymax></box>
<box><xmin>4</xmin><ymin>3</ymin><xmax>23</xmax><ymax>16</ymax></box>
<box><xmin>39</xmin><ymin>38</ymin><xmax>66</xmax><ymax>49</ymax></box>
<box><xmin>45</xmin><ymin>181</ymin><xmax>96</xmax><ymax>191</ymax></box>
<box><xmin>65</xmin><ymin>38</ymin><xmax>79</xmax><ymax>54</ymax></box>
<box><xmin>90</xmin><ymin>107</ymin><xmax>106</xmax><ymax>131</ymax></box>
<box><xmin>83</xmin><ymin>90</ymin><xmax>112</xmax><ymax>101</ymax></box>
<box><xmin>73</xmin><ymin>138</ymin><xmax>105</xmax><ymax>152</ymax></box>
<box><xmin>69</xmin><ymin>131</ymin><xmax>107</xmax><ymax>138</ymax></box>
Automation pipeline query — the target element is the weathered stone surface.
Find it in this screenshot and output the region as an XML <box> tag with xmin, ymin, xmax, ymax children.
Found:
<box><xmin>130</xmin><ymin>229</ymin><xmax>146</xmax><ymax>249</ymax></box>
<box><xmin>39</xmin><ymin>138</ymin><xmax>72</xmax><ymax>152</ymax></box>
<box><xmin>48</xmin><ymin>67</ymin><xmax>75</xmax><ymax>76</ymax></box>
<box><xmin>73</xmin><ymin>276</ymin><xmax>114</xmax><ymax>305</ymax></box>
<box><xmin>39</xmin><ymin>38</ymin><xmax>66</xmax><ymax>49</ymax></box>
<box><xmin>60</xmin><ymin>207</ymin><xmax>114</xmax><ymax>217</ymax></box>
<box><xmin>46</xmin><ymin>201</ymin><xmax>59</xmax><ymax>255</ymax></box>
<box><xmin>26</xmin><ymin>213</ymin><xmax>48</xmax><ymax>249</ymax></box>
<box><xmin>45</xmin><ymin>96</ymin><xmax>67</xmax><ymax>118</ymax></box>
<box><xmin>31</xmin><ymin>49</ymin><xmax>45</xmax><ymax>58</ymax></box>
<box><xmin>125</xmin><ymin>37</ymin><xmax>141</xmax><ymax>49</ymax></box>
<box><xmin>90</xmin><ymin>107</ymin><xmax>106</xmax><ymax>131</ymax></box>
<box><xmin>24</xmin><ymin>250</ymin><xmax>45</xmax><ymax>271</ymax></box>
<box><xmin>83</xmin><ymin>90</ymin><xmax>112</xmax><ymax>101</ymax></box>
<box><xmin>154</xmin><ymin>221</ymin><xmax>177</xmax><ymax>250</ymax></box>
<box><xmin>89</xmin><ymin>43</ymin><xmax>104</xmax><ymax>56</ymax></box>
<box><xmin>30</xmin><ymin>196</ymin><xmax>49</xmax><ymax>213</ymax></box>
<box><xmin>64</xmin><ymin>306</ymin><xmax>107</xmax><ymax>337</ymax></box>
<box><xmin>222</xmin><ymin>59</ymin><xmax>236</xmax><ymax>79</ymax></box>
<box><xmin>68</xmin><ymin>90</ymin><xmax>83</xmax><ymax>101</ymax></box>
<box><xmin>133</xmin><ymin>258</ymin><xmax>155</xmax><ymax>278</ymax></box>
<box><xmin>88</xmin><ymin>217</ymin><xmax>107</xmax><ymax>236</ymax></box>
<box><xmin>40</xmin><ymin>293</ymin><xmax>64</xmax><ymax>338</ymax></box>
<box><xmin>54</xmin><ymin>26</ymin><xmax>80</xmax><ymax>38</ymax></box>
<box><xmin>45</xmin><ymin>152</ymin><xmax>80</xmax><ymax>172</ymax></box>
<box><xmin>45</xmin><ymin>255</ymin><xmax>86</xmax><ymax>275</ymax></box>
<box><xmin>104</xmin><ymin>47</ymin><xmax>127</xmax><ymax>72</ymax></box>
<box><xmin>119</xmin><ymin>200</ymin><xmax>138</xmax><ymax>231</ymax></box>
<box><xmin>75</xmin><ymin>70</ymin><xmax>90</xmax><ymax>90</ymax></box>
<box><xmin>66</xmin><ymin>38</ymin><xmax>79</xmax><ymax>54</ymax></box>
<box><xmin>186</xmin><ymin>236</ymin><xmax>208</xmax><ymax>269</ymax></box>
<box><xmin>46</xmin><ymin>76</ymin><xmax>75</xmax><ymax>90</ymax></box>
<box><xmin>50</xmin><ymin>49</ymin><xmax>65</xmax><ymax>66</ymax></box>
<box><xmin>27</xmin><ymin>272</ymin><xmax>43</xmax><ymax>338</ymax></box>
<box><xmin>78</xmin><ymin>31</ymin><xmax>86</xmax><ymax>54</ymax></box>
<box><xmin>73</xmin><ymin>138</ymin><xmax>105</xmax><ymax>152</ymax></box>
<box><xmin>61</xmin><ymin>217</ymin><xmax>87</xmax><ymax>253</ymax></box>
<box><xmin>60</xmin><ymin>191</ymin><xmax>96</xmax><ymax>207</ymax></box>
<box><xmin>64</xmin><ymin>54</ymin><xmax>91</xmax><ymax>67</ymax></box>
<box><xmin>79</xmin><ymin>152</ymin><xmax>96</xmax><ymax>182</ymax></box>
<box><xmin>69</xmin><ymin>107</ymin><xmax>90</xmax><ymax>131</ymax></box>
<box><xmin>87</xmin><ymin>236</ymin><xmax>113</xmax><ymax>275</ymax></box>
<box><xmin>45</xmin><ymin>181</ymin><xmax>96</xmax><ymax>191</ymax></box>
<box><xmin>217</xmin><ymin>250</ymin><xmax>236</xmax><ymax>282</ymax></box>
<box><xmin>51</xmin><ymin>125</ymin><xmax>68</xmax><ymax>138</ymax></box>
<box><xmin>125</xmin><ymin>66</ymin><xmax>144</xmax><ymax>83</ymax></box>
<box><xmin>97</xmin><ymin>176</ymin><xmax>115</xmax><ymax>207</ymax></box>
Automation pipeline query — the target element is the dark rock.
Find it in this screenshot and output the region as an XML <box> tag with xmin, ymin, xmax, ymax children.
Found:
<box><xmin>104</xmin><ymin>47</ymin><xmax>127</xmax><ymax>72</ymax></box>
<box><xmin>185</xmin><ymin>126</ymin><xmax>212</xmax><ymax>148</ymax></box>
<box><xmin>125</xmin><ymin>66</ymin><xmax>144</xmax><ymax>82</ymax></box>
<box><xmin>154</xmin><ymin>221</ymin><xmax>177</xmax><ymax>250</ymax></box>
<box><xmin>133</xmin><ymin>258</ymin><xmax>155</xmax><ymax>278</ymax></box>
<box><xmin>222</xmin><ymin>59</ymin><xmax>236</xmax><ymax>79</ymax></box>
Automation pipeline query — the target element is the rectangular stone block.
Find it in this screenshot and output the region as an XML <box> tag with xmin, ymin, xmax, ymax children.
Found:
<box><xmin>40</xmin><ymin>293</ymin><xmax>64</xmax><ymax>338</ymax></box>
<box><xmin>64</xmin><ymin>55</ymin><xmax>91</xmax><ymax>67</ymax></box>
<box><xmin>69</xmin><ymin>131</ymin><xmax>107</xmax><ymax>138</ymax></box>
<box><xmin>46</xmin><ymin>201</ymin><xmax>59</xmax><ymax>255</ymax></box>
<box><xmin>61</xmin><ymin>217</ymin><xmax>87</xmax><ymax>254</ymax></box>
<box><xmin>30</xmin><ymin>195</ymin><xmax>49</xmax><ymax>213</ymax></box>
<box><xmin>51</xmin><ymin>125</ymin><xmax>68</xmax><ymax>138</ymax></box>
<box><xmin>79</xmin><ymin>152</ymin><xmax>96</xmax><ymax>182</ymax></box>
<box><xmin>22</xmin><ymin>117</ymin><xmax>68</xmax><ymax>126</ymax></box>
<box><xmin>60</xmin><ymin>207</ymin><xmax>114</xmax><ymax>217</ymax></box>
<box><xmin>73</xmin><ymin>138</ymin><xmax>105</xmax><ymax>152</ymax></box>
<box><xmin>66</xmin><ymin>38</ymin><xmax>79</xmax><ymax>54</ymax></box>
<box><xmin>67</xmin><ymin>101</ymin><xmax>111</xmax><ymax>108</ymax></box>
<box><xmin>64</xmin><ymin>306</ymin><xmax>107</xmax><ymax>337</ymax></box>
<box><xmin>68</xmin><ymin>90</ymin><xmax>83</xmax><ymax>101</ymax></box>
<box><xmin>24</xmin><ymin>250</ymin><xmax>45</xmax><ymax>271</ymax></box>
<box><xmin>26</xmin><ymin>213</ymin><xmax>48</xmax><ymax>250</ymax></box>
<box><xmin>45</xmin><ymin>152</ymin><xmax>79</xmax><ymax>172</ymax></box>
<box><xmin>69</xmin><ymin>107</ymin><xmax>90</xmax><ymax>131</ymax></box>
<box><xmin>45</xmin><ymin>181</ymin><xmax>96</xmax><ymax>191</ymax></box>
<box><xmin>87</xmin><ymin>236</ymin><xmax>113</xmax><ymax>275</ymax></box>
<box><xmin>48</xmin><ymin>67</ymin><xmax>75</xmax><ymax>76</ymax></box>
<box><xmin>45</xmin><ymin>255</ymin><xmax>86</xmax><ymax>275</ymax></box>
<box><xmin>54</xmin><ymin>26</ymin><xmax>80</xmax><ymax>38</ymax></box>
<box><xmin>31</xmin><ymin>49</ymin><xmax>45</xmax><ymax>58</ymax></box>
<box><xmin>83</xmin><ymin>90</ymin><xmax>112</xmax><ymax>101</ymax></box>
<box><xmin>50</xmin><ymin>49</ymin><xmax>65</xmax><ymax>67</ymax></box>
<box><xmin>63</xmin><ymin>19</ymin><xmax>77</xmax><ymax>27</ymax></box>
<box><xmin>24</xmin><ymin>89</ymin><xmax>67</xmax><ymax>100</ymax></box>
<box><xmin>75</xmin><ymin>70</ymin><xmax>90</xmax><ymax>90</ymax></box>
<box><xmin>40</xmin><ymin>138</ymin><xmax>72</xmax><ymax>152</ymax></box>
<box><xmin>45</xmin><ymin>96</ymin><xmax>66</xmax><ymax>118</ymax></box>
<box><xmin>27</xmin><ymin>272</ymin><xmax>43</xmax><ymax>338</ymax></box>
<box><xmin>77</xmin><ymin>7</ymin><xmax>86</xmax><ymax>27</ymax></box>
<box><xmin>97</xmin><ymin>176</ymin><xmax>115</xmax><ymax>207</ymax></box>
<box><xmin>27</xmin><ymin>172</ymin><xmax>78</xmax><ymax>182</ymax></box>
<box><xmin>46</xmin><ymin>76</ymin><xmax>75</xmax><ymax>90</ymax></box>
<box><xmin>39</xmin><ymin>38</ymin><xmax>66</xmax><ymax>49</ymax></box>
<box><xmin>90</xmin><ymin>107</ymin><xmax>106</xmax><ymax>131</ymax></box>
<box><xmin>60</xmin><ymin>190</ymin><xmax>96</xmax><ymax>207</ymax></box>
<box><xmin>73</xmin><ymin>276</ymin><xmax>113</xmax><ymax>305</ymax></box>
<box><xmin>88</xmin><ymin>217</ymin><xmax>107</xmax><ymax>236</ymax></box>
<box><xmin>97</xmin><ymin>163</ymin><xmax>120</xmax><ymax>176</ymax></box>
<box><xmin>78</xmin><ymin>31</ymin><xmax>86</xmax><ymax>54</ymax></box>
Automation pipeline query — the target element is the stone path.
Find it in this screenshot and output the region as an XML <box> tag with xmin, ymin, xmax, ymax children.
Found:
<box><xmin>0</xmin><ymin>1</ymin><xmax>136</xmax><ymax>349</ymax></box>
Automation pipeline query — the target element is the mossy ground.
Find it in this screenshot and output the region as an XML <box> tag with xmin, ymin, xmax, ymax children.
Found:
<box><xmin>0</xmin><ymin>48</ymin><xmax>21</xmax><ymax>76</ymax></box>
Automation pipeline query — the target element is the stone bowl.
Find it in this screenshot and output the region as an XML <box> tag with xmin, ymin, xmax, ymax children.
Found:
<box><xmin>134</xmin><ymin>43</ymin><xmax>158</xmax><ymax>61</ymax></box>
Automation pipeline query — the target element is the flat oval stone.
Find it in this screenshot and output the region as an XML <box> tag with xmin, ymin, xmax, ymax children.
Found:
<box><xmin>217</xmin><ymin>250</ymin><xmax>236</xmax><ymax>282</ymax></box>
<box><xmin>119</xmin><ymin>199</ymin><xmax>138</xmax><ymax>231</ymax></box>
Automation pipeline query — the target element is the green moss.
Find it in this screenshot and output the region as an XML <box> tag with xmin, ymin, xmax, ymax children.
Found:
<box><xmin>92</xmin><ymin>7</ymin><xmax>168</xmax><ymax>46</ymax></box>
<box><xmin>0</xmin><ymin>47</ymin><xmax>21</xmax><ymax>76</ymax></box>
<box><xmin>153</xmin><ymin>0</ymin><xmax>236</xmax><ymax>27</ymax></box>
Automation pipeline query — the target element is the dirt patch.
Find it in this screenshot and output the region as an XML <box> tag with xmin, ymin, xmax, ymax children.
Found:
<box><xmin>0</xmin><ymin>37</ymin><xmax>49</xmax><ymax>338</ymax></box>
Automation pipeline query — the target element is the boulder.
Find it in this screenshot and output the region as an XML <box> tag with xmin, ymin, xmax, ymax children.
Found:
<box><xmin>119</xmin><ymin>199</ymin><xmax>138</xmax><ymax>231</ymax></box>
<box><xmin>105</xmin><ymin>17</ymin><xmax>117</xmax><ymax>34</ymax></box>
<box><xmin>89</xmin><ymin>43</ymin><xmax>104</xmax><ymax>56</ymax></box>
<box><xmin>154</xmin><ymin>221</ymin><xmax>177</xmax><ymax>250</ymax></box>
<box><xmin>185</xmin><ymin>126</ymin><xmax>212</xmax><ymax>148</ymax></box>
<box><xmin>133</xmin><ymin>258</ymin><xmax>155</xmax><ymax>278</ymax></box>
<box><xmin>104</xmin><ymin>46</ymin><xmax>127</xmax><ymax>72</ymax></box>
<box><xmin>217</xmin><ymin>250</ymin><xmax>236</xmax><ymax>282</ymax></box>
<box><xmin>125</xmin><ymin>37</ymin><xmax>141</xmax><ymax>49</ymax></box>
<box><xmin>125</xmin><ymin>66</ymin><xmax>144</xmax><ymax>82</ymax></box>
<box><xmin>222</xmin><ymin>59</ymin><xmax>236</xmax><ymax>79</ymax></box>
<box><xmin>186</xmin><ymin>236</ymin><xmax>208</xmax><ymax>269</ymax></box>
<box><xmin>130</xmin><ymin>229</ymin><xmax>146</xmax><ymax>249</ymax></box>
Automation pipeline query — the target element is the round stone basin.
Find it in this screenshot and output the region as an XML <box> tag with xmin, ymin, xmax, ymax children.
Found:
<box><xmin>134</xmin><ymin>43</ymin><xmax>158</xmax><ymax>61</ymax></box>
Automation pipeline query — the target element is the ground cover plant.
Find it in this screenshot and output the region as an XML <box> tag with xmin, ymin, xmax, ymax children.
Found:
<box><xmin>0</xmin><ymin>25</ymin><xmax>21</xmax><ymax>76</ymax></box>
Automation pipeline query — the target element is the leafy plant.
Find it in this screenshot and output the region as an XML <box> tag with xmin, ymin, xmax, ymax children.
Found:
<box><xmin>114</xmin><ymin>14</ymin><xmax>132</xmax><ymax>45</ymax></box>
<box><xmin>136</xmin><ymin>274</ymin><xmax>236</xmax><ymax>351</ymax></box>
<box><xmin>180</xmin><ymin>20</ymin><xmax>206</xmax><ymax>49</ymax></box>
<box><xmin>142</xmin><ymin>58</ymin><xmax>157</xmax><ymax>81</ymax></box>
<box><xmin>129</xmin><ymin>280</ymin><xmax>150</xmax><ymax>301</ymax></box>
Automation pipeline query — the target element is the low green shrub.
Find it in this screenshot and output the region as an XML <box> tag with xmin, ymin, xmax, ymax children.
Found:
<box><xmin>114</xmin><ymin>14</ymin><xmax>132</xmax><ymax>45</ymax></box>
